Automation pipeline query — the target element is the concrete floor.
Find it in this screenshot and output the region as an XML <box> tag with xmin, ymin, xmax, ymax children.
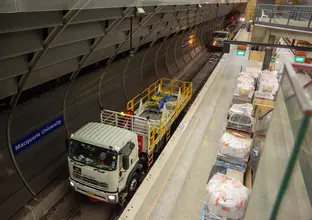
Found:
<box><xmin>119</xmin><ymin>29</ymin><xmax>252</xmax><ymax>220</ymax></box>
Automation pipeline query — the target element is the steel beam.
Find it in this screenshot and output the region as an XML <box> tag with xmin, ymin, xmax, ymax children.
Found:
<box><xmin>224</xmin><ymin>40</ymin><xmax>312</xmax><ymax>51</ymax></box>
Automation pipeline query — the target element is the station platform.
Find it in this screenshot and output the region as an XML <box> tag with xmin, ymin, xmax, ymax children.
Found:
<box><xmin>244</xmin><ymin>38</ymin><xmax>312</xmax><ymax>220</ymax></box>
<box><xmin>119</xmin><ymin>29</ymin><xmax>255</xmax><ymax>220</ymax></box>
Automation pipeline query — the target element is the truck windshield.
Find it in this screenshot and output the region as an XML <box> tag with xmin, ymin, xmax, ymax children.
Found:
<box><xmin>213</xmin><ymin>33</ymin><xmax>228</xmax><ymax>39</ymax></box>
<box><xmin>68</xmin><ymin>140</ymin><xmax>118</xmax><ymax>171</ymax></box>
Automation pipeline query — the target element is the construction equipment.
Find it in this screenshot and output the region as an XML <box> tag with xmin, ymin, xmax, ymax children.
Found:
<box><xmin>67</xmin><ymin>78</ymin><xmax>192</xmax><ymax>204</ymax></box>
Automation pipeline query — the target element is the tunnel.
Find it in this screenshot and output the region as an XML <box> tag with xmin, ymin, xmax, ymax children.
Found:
<box><xmin>0</xmin><ymin>1</ymin><xmax>246</xmax><ymax>219</ymax></box>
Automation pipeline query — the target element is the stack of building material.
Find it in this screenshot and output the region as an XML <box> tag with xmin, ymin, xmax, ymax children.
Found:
<box><xmin>215</xmin><ymin>132</ymin><xmax>252</xmax><ymax>172</ymax></box>
<box><xmin>233</xmin><ymin>72</ymin><xmax>258</xmax><ymax>104</ymax></box>
<box><xmin>254</xmin><ymin>70</ymin><xmax>279</xmax><ymax>100</ymax></box>
<box><xmin>201</xmin><ymin>173</ymin><xmax>250</xmax><ymax>220</ymax></box>
<box><xmin>226</xmin><ymin>113</ymin><xmax>254</xmax><ymax>134</ymax></box>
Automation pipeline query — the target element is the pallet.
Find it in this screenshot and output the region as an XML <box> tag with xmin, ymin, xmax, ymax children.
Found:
<box><xmin>200</xmin><ymin>203</ymin><xmax>224</xmax><ymax>220</ymax></box>
<box><xmin>215</xmin><ymin>160</ymin><xmax>247</xmax><ymax>172</ymax></box>
<box><xmin>244</xmin><ymin>164</ymin><xmax>253</xmax><ymax>190</ymax></box>
<box><xmin>232</xmin><ymin>95</ymin><xmax>252</xmax><ymax>104</ymax></box>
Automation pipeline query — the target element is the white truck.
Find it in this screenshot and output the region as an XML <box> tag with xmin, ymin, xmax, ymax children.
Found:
<box><xmin>212</xmin><ymin>30</ymin><xmax>229</xmax><ymax>47</ymax></box>
<box><xmin>67</xmin><ymin>78</ymin><xmax>192</xmax><ymax>204</ymax></box>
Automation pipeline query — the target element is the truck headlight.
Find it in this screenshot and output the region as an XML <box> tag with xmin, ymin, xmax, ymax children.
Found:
<box><xmin>108</xmin><ymin>195</ymin><xmax>116</xmax><ymax>201</ymax></box>
<box><xmin>70</xmin><ymin>181</ymin><xmax>74</xmax><ymax>187</ymax></box>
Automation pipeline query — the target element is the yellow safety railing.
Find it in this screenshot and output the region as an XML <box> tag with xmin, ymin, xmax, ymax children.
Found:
<box><xmin>147</xmin><ymin>79</ymin><xmax>192</xmax><ymax>152</ymax></box>
<box><xmin>126</xmin><ymin>78</ymin><xmax>192</xmax><ymax>112</ymax></box>
<box><xmin>127</xmin><ymin>79</ymin><xmax>161</xmax><ymax>111</ymax></box>
<box><xmin>101</xmin><ymin>78</ymin><xmax>192</xmax><ymax>167</ymax></box>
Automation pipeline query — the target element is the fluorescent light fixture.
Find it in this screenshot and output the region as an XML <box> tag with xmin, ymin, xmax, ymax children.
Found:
<box><xmin>137</xmin><ymin>7</ymin><xmax>145</xmax><ymax>14</ymax></box>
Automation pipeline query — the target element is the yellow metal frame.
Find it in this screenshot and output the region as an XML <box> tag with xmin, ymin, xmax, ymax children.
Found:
<box><xmin>127</xmin><ymin>78</ymin><xmax>192</xmax><ymax>162</ymax></box>
<box><xmin>127</xmin><ymin>78</ymin><xmax>192</xmax><ymax>112</ymax></box>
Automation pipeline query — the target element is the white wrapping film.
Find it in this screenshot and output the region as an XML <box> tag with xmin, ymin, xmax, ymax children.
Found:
<box><xmin>206</xmin><ymin>173</ymin><xmax>250</xmax><ymax>219</ymax></box>
<box><xmin>258</xmin><ymin>70</ymin><xmax>279</xmax><ymax>94</ymax></box>
<box><xmin>239</xmin><ymin>71</ymin><xmax>259</xmax><ymax>79</ymax></box>
<box><xmin>237</xmin><ymin>76</ymin><xmax>254</xmax><ymax>85</ymax></box>
<box><xmin>219</xmin><ymin>132</ymin><xmax>252</xmax><ymax>159</ymax></box>
<box><xmin>235</xmin><ymin>83</ymin><xmax>254</xmax><ymax>98</ymax></box>
<box><xmin>235</xmin><ymin>73</ymin><xmax>255</xmax><ymax>98</ymax></box>
<box><xmin>229</xmin><ymin>103</ymin><xmax>253</xmax><ymax>116</ymax></box>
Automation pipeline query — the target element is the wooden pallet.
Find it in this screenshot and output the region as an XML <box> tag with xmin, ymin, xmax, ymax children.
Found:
<box><xmin>244</xmin><ymin>163</ymin><xmax>253</xmax><ymax>190</ymax></box>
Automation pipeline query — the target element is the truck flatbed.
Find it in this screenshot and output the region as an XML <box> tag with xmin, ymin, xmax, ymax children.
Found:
<box><xmin>101</xmin><ymin>78</ymin><xmax>192</xmax><ymax>166</ymax></box>
<box><xmin>139</xmin><ymin>111</ymin><xmax>162</xmax><ymax>121</ymax></box>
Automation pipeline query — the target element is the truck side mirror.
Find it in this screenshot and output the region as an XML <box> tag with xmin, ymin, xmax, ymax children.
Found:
<box><xmin>123</xmin><ymin>156</ymin><xmax>130</xmax><ymax>170</ymax></box>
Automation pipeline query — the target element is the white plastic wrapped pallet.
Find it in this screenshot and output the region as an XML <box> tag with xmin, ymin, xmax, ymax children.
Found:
<box><xmin>235</xmin><ymin>84</ymin><xmax>254</xmax><ymax>98</ymax></box>
<box><xmin>239</xmin><ymin>71</ymin><xmax>259</xmax><ymax>79</ymax></box>
<box><xmin>235</xmin><ymin>72</ymin><xmax>255</xmax><ymax>98</ymax></box>
<box><xmin>206</xmin><ymin>173</ymin><xmax>250</xmax><ymax>219</ymax></box>
<box><xmin>258</xmin><ymin>70</ymin><xmax>279</xmax><ymax>94</ymax></box>
<box><xmin>228</xmin><ymin>103</ymin><xmax>253</xmax><ymax>116</ymax></box>
<box><xmin>219</xmin><ymin>132</ymin><xmax>252</xmax><ymax>159</ymax></box>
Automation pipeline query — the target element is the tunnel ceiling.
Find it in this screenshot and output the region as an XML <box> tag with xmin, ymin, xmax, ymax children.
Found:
<box><xmin>0</xmin><ymin>0</ymin><xmax>247</xmax><ymax>13</ymax></box>
<box><xmin>0</xmin><ymin>2</ymin><xmax>246</xmax><ymax>101</ymax></box>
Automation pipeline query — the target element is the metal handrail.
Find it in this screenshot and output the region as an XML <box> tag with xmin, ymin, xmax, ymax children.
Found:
<box><xmin>283</xmin><ymin>62</ymin><xmax>312</xmax><ymax>115</ymax></box>
<box><xmin>255</xmin><ymin>4</ymin><xmax>312</xmax><ymax>29</ymax></box>
<box><xmin>126</xmin><ymin>78</ymin><xmax>192</xmax><ymax>111</ymax></box>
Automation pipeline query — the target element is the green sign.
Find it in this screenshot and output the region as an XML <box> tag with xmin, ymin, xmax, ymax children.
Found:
<box><xmin>270</xmin><ymin>58</ymin><xmax>276</xmax><ymax>63</ymax></box>
<box><xmin>236</xmin><ymin>50</ymin><xmax>246</xmax><ymax>56</ymax></box>
<box><xmin>294</xmin><ymin>56</ymin><xmax>305</xmax><ymax>63</ymax></box>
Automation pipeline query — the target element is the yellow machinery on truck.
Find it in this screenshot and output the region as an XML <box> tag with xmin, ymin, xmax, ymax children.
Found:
<box><xmin>68</xmin><ymin>78</ymin><xmax>192</xmax><ymax>204</ymax></box>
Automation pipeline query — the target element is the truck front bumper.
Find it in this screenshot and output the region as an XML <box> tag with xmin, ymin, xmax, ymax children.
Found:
<box><xmin>212</xmin><ymin>41</ymin><xmax>224</xmax><ymax>47</ymax></box>
<box><xmin>69</xmin><ymin>178</ymin><xmax>119</xmax><ymax>203</ymax></box>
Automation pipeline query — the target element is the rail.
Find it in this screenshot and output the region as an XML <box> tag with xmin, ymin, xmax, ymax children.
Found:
<box><xmin>255</xmin><ymin>4</ymin><xmax>312</xmax><ymax>30</ymax></box>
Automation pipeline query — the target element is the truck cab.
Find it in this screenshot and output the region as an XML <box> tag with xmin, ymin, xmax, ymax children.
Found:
<box><xmin>68</xmin><ymin>122</ymin><xmax>141</xmax><ymax>204</ymax></box>
<box><xmin>212</xmin><ymin>30</ymin><xmax>229</xmax><ymax>47</ymax></box>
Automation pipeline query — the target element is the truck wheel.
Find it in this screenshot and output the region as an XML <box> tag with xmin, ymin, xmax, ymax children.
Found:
<box><xmin>127</xmin><ymin>173</ymin><xmax>139</xmax><ymax>198</ymax></box>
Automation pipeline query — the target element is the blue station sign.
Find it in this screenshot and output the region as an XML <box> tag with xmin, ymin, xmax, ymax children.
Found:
<box><xmin>12</xmin><ymin>115</ymin><xmax>64</xmax><ymax>155</ymax></box>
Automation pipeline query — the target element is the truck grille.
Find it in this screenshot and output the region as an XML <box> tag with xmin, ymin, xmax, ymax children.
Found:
<box><xmin>73</xmin><ymin>173</ymin><xmax>108</xmax><ymax>188</ymax></box>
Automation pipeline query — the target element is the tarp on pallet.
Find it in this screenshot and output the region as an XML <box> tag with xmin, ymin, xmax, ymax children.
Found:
<box><xmin>220</xmin><ymin>132</ymin><xmax>252</xmax><ymax>159</ymax></box>
<box><xmin>205</xmin><ymin>173</ymin><xmax>250</xmax><ymax>219</ymax></box>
